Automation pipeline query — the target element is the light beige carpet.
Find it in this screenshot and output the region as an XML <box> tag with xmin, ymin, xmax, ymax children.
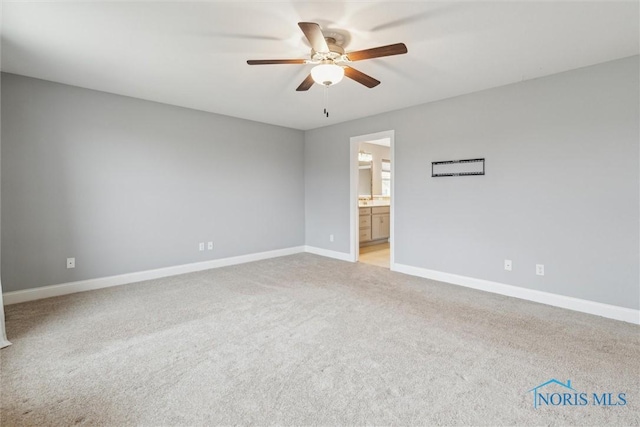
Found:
<box><xmin>1</xmin><ymin>253</ymin><xmax>638</xmax><ymax>426</ymax></box>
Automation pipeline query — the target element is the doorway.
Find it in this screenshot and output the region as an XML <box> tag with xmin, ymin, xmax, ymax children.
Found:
<box><xmin>349</xmin><ymin>130</ymin><xmax>394</xmax><ymax>269</ymax></box>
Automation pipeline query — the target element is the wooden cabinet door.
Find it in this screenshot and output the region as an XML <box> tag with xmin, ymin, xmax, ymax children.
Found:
<box><xmin>381</xmin><ymin>213</ymin><xmax>390</xmax><ymax>238</ymax></box>
<box><xmin>372</xmin><ymin>213</ymin><xmax>390</xmax><ymax>240</ymax></box>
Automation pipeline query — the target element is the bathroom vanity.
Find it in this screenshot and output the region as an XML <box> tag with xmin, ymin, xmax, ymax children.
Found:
<box><xmin>359</xmin><ymin>204</ymin><xmax>390</xmax><ymax>245</ymax></box>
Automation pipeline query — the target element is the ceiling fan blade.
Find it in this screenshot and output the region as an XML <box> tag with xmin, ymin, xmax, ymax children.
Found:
<box><xmin>247</xmin><ymin>59</ymin><xmax>307</xmax><ymax>65</ymax></box>
<box><xmin>296</xmin><ymin>74</ymin><xmax>315</xmax><ymax>91</ymax></box>
<box><xmin>344</xmin><ymin>66</ymin><xmax>380</xmax><ymax>88</ymax></box>
<box><xmin>346</xmin><ymin>43</ymin><xmax>408</xmax><ymax>61</ymax></box>
<box><xmin>298</xmin><ymin>22</ymin><xmax>329</xmax><ymax>53</ymax></box>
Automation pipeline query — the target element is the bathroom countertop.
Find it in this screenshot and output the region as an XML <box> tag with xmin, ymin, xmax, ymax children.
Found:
<box><xmin>358</xmin><ymin>200</ymin><xmax>390</xmax><ymax>208</ymax></box>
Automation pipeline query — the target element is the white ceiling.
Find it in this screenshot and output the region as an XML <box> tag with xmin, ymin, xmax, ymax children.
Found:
<box><xmin>2</xmin><ymin>1</ymin><xmax>638</xmax><ymax>130</ymax></box>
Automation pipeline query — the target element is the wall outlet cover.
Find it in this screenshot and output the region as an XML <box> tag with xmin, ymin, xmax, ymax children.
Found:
<box><xmin>199</xmin><ymin>242</ymin><xmax>205</xmax><ymax>251</ymax></box>
<box><xmin>504</xmin><ymin>259</ymin><xmax>512</xmax><ymax>271</ymax></box>
<box><xmin>66</xmin><ymin>257</ymin><xmax>75</xmax><ymax>269</ymax></box>
<box><xmin>207</xmin><ymin>242</ymin><xmax>213</xmax><ymax>250</ymax></box>
<box><xmin>536</xmin><ymin>264</ymin><xmax>545</xmax><ymax>276</ymax></box>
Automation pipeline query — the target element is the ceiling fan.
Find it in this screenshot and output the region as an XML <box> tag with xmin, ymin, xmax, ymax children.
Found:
<box><xmin>246</xmin><ymin>22</ymin><xmax>408</xmax><ymax>92</ymax></box>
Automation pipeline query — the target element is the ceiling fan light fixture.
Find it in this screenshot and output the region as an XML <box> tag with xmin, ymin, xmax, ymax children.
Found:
<box><xmin>311</xmin><ymin>63</ymin><xmax>344</xmax><ymax>86</ymax></box>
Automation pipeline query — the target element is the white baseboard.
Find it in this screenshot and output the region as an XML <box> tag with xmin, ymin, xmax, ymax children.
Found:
<box><xmin>392</xmin><ymin>263</ymin><xmax>640</xmax><ymax>325</ymax></box>
<box><xmin>3</xmin><ymin>246</ymin><xmax>305</xmax><ymax>305</ymax></box>
<box><xmin>304</xmin><ymin>246</ymin><xmax>353</xmax><ymax>262</ymax></box>
<box><xmin>6</xmin><ymin>248</ymin><xmax>635</xmax><ymax>326</ymax></box>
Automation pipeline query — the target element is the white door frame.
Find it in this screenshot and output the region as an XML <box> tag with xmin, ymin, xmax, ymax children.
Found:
<box><xmin>0</xmin><ymin>281</ymin><xmax>11</xmax><ymax>348</ymax></box>
<box><xmin>349</xmin><ymin>130</ymin><xmax>395</xmax><ymax>265</ymax></box>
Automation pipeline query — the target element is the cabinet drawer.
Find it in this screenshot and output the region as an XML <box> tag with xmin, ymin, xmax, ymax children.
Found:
<box><xmin>359</xmin><ymin>215</ymin><xmax>371</xmax><ymax>228</ymax></box>
<box><xmin>359</xmin><ymin>207</ymin><xmax>371</xmax><ymax>216</ymax></box>
<box><xmin>359</xmin><ymin>228</ymin><xmax>371</xmax><ymax>242</ymax></box>
<box><xmin>372</xmin><ymin>206</ymin><xmax>390</xmax><ymax>215</ymax></box>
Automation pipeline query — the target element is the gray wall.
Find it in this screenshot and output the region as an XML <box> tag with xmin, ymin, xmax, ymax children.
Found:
<box><xmin>305</xmin><ymin>56</ymin><xmax>639</xmax><ymax>310</ymax></box>
<box><xmin>3</xmin><ymin>57</ymin><xmax>638</xmax><ymax>311</ymax></box>
<box><xmin>2</xmin><ymin>73</ymin><xmax>305</xmax><ymax>292</ymax></box>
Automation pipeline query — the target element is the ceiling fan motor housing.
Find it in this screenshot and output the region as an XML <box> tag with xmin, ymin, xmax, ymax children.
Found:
<box><xmin>311</xmin><ymin>38</ymin><xmax>345</xmax><ymax>62</ymax></box>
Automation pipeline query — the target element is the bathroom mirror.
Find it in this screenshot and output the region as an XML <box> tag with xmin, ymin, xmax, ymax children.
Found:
<box><xmin>358</xmin><ymin>159</ymin><xmax>373</xmax><ymax>198</ymax></box>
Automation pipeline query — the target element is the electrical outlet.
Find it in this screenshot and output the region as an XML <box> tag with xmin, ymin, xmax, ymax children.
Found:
<box><xmin>66</xmin><ymin>257</ymin><xmax>75</xmax><ymax>269</ymax></box>
<box><xmin>199</xmin><ymin>242</ymin><xmax>205</xmax><ymax>251</ymax></box>
<box><xmin>504</xmin><ymin>259</ymin><xmax>512</xmax><ymax>271</ymax></box>
<box><xmin>536</xmin><ymin>264</ymin><xmax>545</xmax><ymax>276</ymax></box>
<box><xmin>329</xmin><ymin>234</ymin><xmax>334</xmax><ymax>242</ymax></box>
<box><xmin>207</xmin><ymin>241</ymin><xmax>213</xmax><ymax>250</ymax></box>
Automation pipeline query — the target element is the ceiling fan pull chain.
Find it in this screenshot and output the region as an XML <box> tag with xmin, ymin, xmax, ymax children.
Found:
<box><xmin>324</xmin><ymin>85</ymin><xmax>329</xmax><ymax>118</ymax></box>
<box><xmin>323</xmin><ymin>85</ymin><xmax>326</xmax><ymax>117</ymax></box>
